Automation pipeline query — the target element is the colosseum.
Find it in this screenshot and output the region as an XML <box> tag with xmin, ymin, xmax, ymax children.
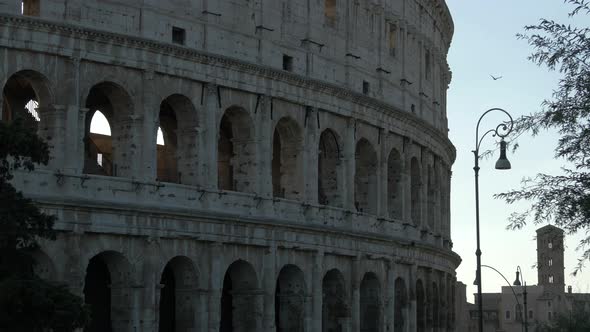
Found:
<box><xmin>1</xmin><ymin>0</ymin><xmax>458</xmax><ymax>331</ymax></box>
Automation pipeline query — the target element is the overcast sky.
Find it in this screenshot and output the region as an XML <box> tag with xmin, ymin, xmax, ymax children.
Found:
<box><xmin>446</xmin><ymin>0</ymin><xmax>590</xmax><ymax>301</ymax></box>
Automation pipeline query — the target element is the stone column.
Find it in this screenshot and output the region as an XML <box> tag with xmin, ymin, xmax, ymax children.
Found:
<box><xmin>75</xmin><ymin>107</ymin><xmax>89</xmax><ymax>174</ymax></box>
<box><xmin>201</xmin><ymin>84</ymin><xmax>220</xmax><ymax>189</ymax></box>
<box><xmin>425</xmin><ymin>268</ymin><xmax>434</xmax><ymax>332</ymax></box>
<box><xmin>303</xmin><ymin>107</ymin><xmax>319</xmax><ymax>204</ymax></box>
<box><xmin>37</xmin><ymin>104</ymin><xmax>67</xmax><ymax>170</ymax></box>
<box><xmin>256</xmin><ymin>96</ymin><xmax>273</xmax><ymax>198</ymax></box>
<box><xmin>262</xmin><ymin>245</ymin><xmax>277</xmax><ymax>332</ymax></box>
<box><xmin>351</xmin><ymin>256</ymin><xmax>360</xmax><ymax>332</ymax></box>
<box><xmin>438</xmin><ymin>273</ymin><xmax>453</xmax><ymax>332</ymax></box>
<box><xmin>208</xmin><ymin>242</ymin><xmax>223</xmax><ymax>332</ymax></box>
<box><xmin>378</xmin><ymin>129</ymin><xmax>388</xmax><ymax>217</ymax></box>
<box><xmin>177</xmin><ymin>124</ymin><xmax>201</xmax><ymax>186</ymax></box>
<box><xmin>312</xmin><ymin>250</ymin><xmax>324</xmax><ymax>331</ymax></box>
<box><xmin>343</xmin><ymin>118</ymin><xmax>356</xmax><ymax>210</ymax></box>
<box><xmin>139</xmin><ymin>70</ymin><xmax>159</xmax><ymax>182</ymax></box>
<box><xmin>385</xmin><ymin>259</ymin><xmax>396</xmax><ymax>332</ymax></box>
<box><xmin>139</xmin><ymin>238</ymin><xmax>160</xmax><ymax>332</ymax></box>
<box><xmin>401</xmin><ymin>151</ymin><xmax>412</xmax><ymax>224</ymax></box>
<box><xmin>409</xmin><ymin>264</ymin><xmax>418</xmax><ymax>332</ymax></box>
<box><xmin>110</xmin><ymin>114</ymin><xmax>143</xmax><ymax>178</ymax></box>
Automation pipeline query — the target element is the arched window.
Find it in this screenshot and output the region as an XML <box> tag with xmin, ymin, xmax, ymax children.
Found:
<box><xmin>360</xmin><ymin>273</ymin><xmax>380</xmax><ymax>332</ymax></box>
<box><xmin>323</xmin><ymin>269</ymin><xmax>349</xmax><ymax>332</ymax></box>
<box><xmin>157</xmin><ymin>100</ymin><xmax>179</xmax><ymax>183</ymax></box>
<box><xmin>275</xmin><ymin>265</ymin><xmax>306</xmax><ymax>332</ymax></box>
<box><xmin>318</xmin><ymin>129</ymin><xmax>342</xmax><ymax>207</ymax></box>
<box><xmin>84</xmin><ymin>82</ymin><xmax>134</xmax><ymax>178</ymax></box>
<box><xmin>21</xmin><ymin>0</ymin><xmax>40</xmax><ymax>16</ymax></box>
<box><xmin>2</xmin><ymin>70</ymin><xmax>50</xmax><ymax>130</ymax></box>
<box><xmin>324</xmin><ymin>0</ymin><xmax>337</xmax><ymax>26</ymax></box>
<box><xmin>416</xmin><ymin>279</ymin><xmax>426</xmax><ymax>332</ymax></box>
<box><xmin>86</xmin><ymin>110</ymin><xmax>113</xmax><ymax>175</ymax></box>
<box><xmin>394</xmin><ymin>278</ymin><xmax>407</xmax><ymax>330</ymax></box>
<box><xmin>159</xmin><ymin>257</ymin><xmax>199</xmax><ymax>332</ymax></box>
<box><xmin>218</xmin><ymin>107</ymin><xmax>256</xmax><ymax>193</ymax></box>
<box><xmin>84</xmin><ymin>251</ymin><xmax>132</xmax><ymax>332</ymax></box>
<box><xmin>220</xmin><ymin>260</ymin><xmax>261</xmax><ymax>332</ymax></box>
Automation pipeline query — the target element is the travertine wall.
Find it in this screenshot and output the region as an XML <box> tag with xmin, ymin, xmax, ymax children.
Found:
<box><xmin>0</xmin><ymin>0</ymin><xmax>460</xmax><ymax>331</ymax></box>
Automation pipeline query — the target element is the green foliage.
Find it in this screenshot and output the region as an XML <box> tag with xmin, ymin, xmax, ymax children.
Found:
<box><xmin>0</xmin><ymin>118</ymin><xmax>88</xmax><ymax>331</ymax></box>
<box><xmin>495</xmin><ymin>0</ymin><xmax>590</xmax><ymax>273</ymax></box>
<box><xmin>536</xmin><ymin>307</ymin><xmax>590</xmax><ymax>332</ymax></box>
<box><xmin>0</xmin><ymin>276</ymin><xmax>89</xmax><ymax>332</ymax></box>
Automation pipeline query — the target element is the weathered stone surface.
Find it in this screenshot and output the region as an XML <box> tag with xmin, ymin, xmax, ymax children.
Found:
<box><xmin>1</xmin><ymin>0</ymin><xmax>459</xmax><ymax>331</ymax></box>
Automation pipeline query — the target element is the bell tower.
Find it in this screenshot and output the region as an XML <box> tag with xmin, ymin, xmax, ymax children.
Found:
<box><xmin>536</xmin><ymin>225</ymin><xmax>565</xmax><ymax>294</ymax></box>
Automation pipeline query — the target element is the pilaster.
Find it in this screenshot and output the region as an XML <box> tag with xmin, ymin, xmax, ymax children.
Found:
<box><xmin>262</xmin><ymin>244</ymin><xmax>277</xmax><ymax>332</ymax></box>
<box><xmin>351</xmin><ymin>255</ymin><xmax>360</xmax><ymax>332</ymax></box>
<box><xmin>201</xmin><ymin>83</ymin><xmax>219</xmax><ymax>189</ymax></box>
<box><xmin>256</xmin><ymin>95</ymin><xmax>273</xmax><ymax>198</ymax></box>
<box><xmin>303</xmin><ymin>107</ymin><xmax>319</xmax><ymax>204</ymax></box>
<box><xmin>208</xmin><ymin>242</ymin><xmax>223</xmax><ymax>332</ymax></box>
<box><xmin>343</xmin><ymin>118</ymin><xmax>356</xmax><ymax>210</ymax></box>
<box><xmin>312</xmin><ymin>250</ymin><xmax>324</xmax><ymax>331</ymax></box>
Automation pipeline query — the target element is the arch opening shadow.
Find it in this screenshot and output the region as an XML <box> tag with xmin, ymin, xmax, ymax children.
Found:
<box><xmin>318</xmin><ymin>129</ymin><xmax>342</xmax><ymax>207</ymax></box>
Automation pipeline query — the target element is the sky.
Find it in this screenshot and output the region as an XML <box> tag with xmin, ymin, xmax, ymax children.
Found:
<box><xmin>446</xmin><ymin>0</ymin><xmax>590</xmax><ymax>301</ymax></box>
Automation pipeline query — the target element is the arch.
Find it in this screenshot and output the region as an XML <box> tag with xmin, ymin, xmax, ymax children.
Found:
<box><xmin>416</xmin><ymin>279</ymin><xmax>426</xmax><ymax>332</ymax></box>
<box><xmin>2</xmin><ymin>70</ymin><xmax>53</xmax><ymax>129</ymax></box>
<box><xmin>318</xmin><ymin>129</ymin><xmax>342</xmax><ymax>207</ymax></box>
<box><xmin>360</xmin><ymin>272</ymin><xmax>380</xmax><ymax>332</ymax></box>
<box><xmin>394</xmin><ymin>277</ymin><xmax>407</xmax><ymax>330</ymax></box>
<box><xmin>86</xmin><ymin>110</ymin><xmax>114</xmax><ymax>175</ymax></box>
<box><xmin>275</xmin><ymin>264</ymin><xmax>306</xmax><ymax>332</ymax></box>
<box><xmin>217</xmin><ymin>107</ymin><xmax>256</xmax><ymax>193</ymax></box>
<box><xmin>322</xmin><ymin>269</ymin><xmax>349</xmax><ymax>332</ymax></box>
<box><xmin>83</xmin><ymin>251</ymin><xmax>132</xmax><ymax>332</ymax></box>
<box><xmin>387</xmin><ymin>148</ymin><xmax>403</xmax><ymax>219</ymax></box>
<box><xmin>84</xmin><ymin>82</ymin><xmax>134</xmax><ymax>178</ymax></box>
<box><xmin>159</xmin><ymin>256</ymin><xmax>199</xmax><ymax>332</ymax></box>
<box><xmin>157</xmin><ymin>94</ymin><xmax>199</xmax><ymax>184</ymax></box>
<box><xmin>439</xmin><ymin>280</ymin><xmax>447</xmax><ymax>329</ymax></box>
<box><xmin>272</xmin><ymin>117</ymin><xmax>303</xmax><ymax>200</ymax></box>
<box><xmin>354</xmin><ymin>138</ymin><xmax>378</xmax><ymax>214</ymax></box>
<box><xmin>410</xmin><ymin>157</ymin><xmax>422</xmax><ymax>225</ymax></box>
<box><xmin>220</xmin><ymin>260</ymin><xmax>261</xmax><ymax>332</ymax></box>
<box><xmin>21</xmin><ymin>0</ymin><xmax>40</xmax><ymax>16</ymax></box>
<box><xmin>431</xmin><ymin>282</ymin><xmax>439</xmax><ymax>329</ymax></box>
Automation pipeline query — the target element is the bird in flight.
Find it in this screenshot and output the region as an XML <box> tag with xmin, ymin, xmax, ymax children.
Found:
<box><xmin>490</xmin><ymin>75</ymin><xmax>503</xmax><ymax>81</ymax></box>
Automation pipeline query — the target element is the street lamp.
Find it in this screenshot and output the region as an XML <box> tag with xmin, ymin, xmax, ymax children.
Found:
<box><xmin>513</xmin><ymin>266</ymin><xmax>529</xmax><ymax>332</ymax></box>
<box><xmin>475</xmin><ymin>265</ymin><xmax>525</xmax><ymax>332</ymax></box>
<box><xmin>473</xmin><ymin>108</ymin><xmax>514</xmax><ymax>332</ymax></box>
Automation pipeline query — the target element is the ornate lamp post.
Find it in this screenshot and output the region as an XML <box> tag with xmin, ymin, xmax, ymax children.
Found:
<box><xmin>473</xmin><ymin>108</ymin><xmax>514</xmax><ymax>332</ymax></box>
<box><xmin>475</xmin><ymin>265</ymin><xmax>525</xmax><ymax>332</ymax></box>
<box><xmin>513</xmin><ymin>266</ymin><xmax>529</xmax><ymax>332</ymax></box>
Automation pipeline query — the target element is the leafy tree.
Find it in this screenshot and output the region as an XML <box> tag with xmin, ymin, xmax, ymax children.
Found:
<box><xmin>536</xmin><ymin>307</ymin><xmax>590</xmax><ymax>332</ymax></box>
<box><xmin>495</xmin><ymin>0</ymin><xmax>590</xmax><ymax>272</ymax></box>
<box><xmin>0</xmin><ymin>118</ymin><xmax>88</xmax><ymax>331</ymax></box>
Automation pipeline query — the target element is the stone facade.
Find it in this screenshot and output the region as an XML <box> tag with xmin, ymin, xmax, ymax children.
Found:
<box><xmin>462</xmin><ymin>226</ymin><xmax>590</xmax><ymax>332</ymax></box>
<box><xmin>0</xmin><ymin>0</ymin><xmax>459</xmax><ymax>331</ymax></box>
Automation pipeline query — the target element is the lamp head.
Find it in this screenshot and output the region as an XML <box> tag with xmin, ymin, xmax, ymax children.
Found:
<box><xmin>513</xmin><ymin>270</ymin><xmax>522</xmax><ymax>286</ymax></box>
<box><xmin>495</xmin><ymin>139</ymin><xmax>511</xmax><ymax>170</ymax></box>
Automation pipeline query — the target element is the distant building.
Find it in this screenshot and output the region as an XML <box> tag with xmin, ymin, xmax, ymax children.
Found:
<box><xmin>459</xmin><ymin>225</ymin><xmax>590</xmax><ymax>331</ymax></box>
